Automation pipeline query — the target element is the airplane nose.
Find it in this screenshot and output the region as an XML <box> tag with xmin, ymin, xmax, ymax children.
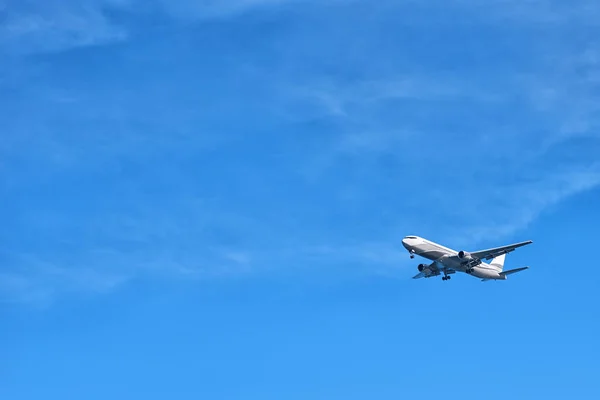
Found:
<box><xmin>401</xmin><ymin>238</ymin><xmax>409</xmax><ymax>249</ymax></box>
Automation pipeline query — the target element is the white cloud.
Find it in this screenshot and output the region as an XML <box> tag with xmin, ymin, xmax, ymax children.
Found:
<box><xmin>0</xmin><ymin>254</ymin><xmax>130</xmax><ymax>307</ymax></box>
<box><xmin>287</xmin><ymin>75</ymin><xmax>493</xmax><ymax>118</ymax></box>
<box><xmin>0</xmin><ymin>191</ymin><xmax>275</xmax><ymax>305</ymax></box>
<box><xmin>451</xmin><ymin>163</ymin><xmax>600</xmax><ymax>246</ymax></box>
<box><xmin>289</xmin><ymin>31</ymin><xmax>600</xmax><ymax>246</ymax></box>
<box><xmin>2</xmin><ymin>0</ymin><xmax>598</xmax><ymax>56</ymax></box>
<box><xmin>155</xmin><ymin>0</ymin><xmax>298</xmax><ymax>20</ymax></box>
<box><xmin>0</xmin><ymin>0</ymin><xmax>328</xmax><ymax>54</ymax></box>
<box><xmin>3</xmin><ymin>0</ymin><xmax>600</xmax><ymax>305</ymax></box>
<box><xmin>0</xmin><ymin>0</ymin><xmax>132</xmax><ymax>54</ymax></box>
<box><xmin>222</xmin><ymin>251</ymin><xmax>252</xmax><ymax>265</ymax></box>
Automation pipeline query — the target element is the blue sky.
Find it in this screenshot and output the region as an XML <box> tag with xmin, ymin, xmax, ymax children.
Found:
<box><xmin>1</xmin><ymin>0</ymin><xmax>600</xmax><ymax>398</ymax></box>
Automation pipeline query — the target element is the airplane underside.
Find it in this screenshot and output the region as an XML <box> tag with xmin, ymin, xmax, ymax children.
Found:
<box><xmin>420</xmin><ymin>266</ymin><xmax>506</xmax><ymax>281</ymax></box>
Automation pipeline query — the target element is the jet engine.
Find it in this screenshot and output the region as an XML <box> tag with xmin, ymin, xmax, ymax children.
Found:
<box><xmin>458</xmin><ymin>250</ymin><xmax>473</xmax><ymax>261</ymax></box>
<box><xmin>418</xmin><ymin>263</ymin><xmax>428</xmax><ymax>272</ymax></box>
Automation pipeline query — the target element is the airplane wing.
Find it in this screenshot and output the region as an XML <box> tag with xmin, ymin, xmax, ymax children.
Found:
<box><xmin>412</xmin><ymin>261</ymin><xmax>454</xmax><ymax>279</ymax></box>
<box><xmin>470</xmin><ymin>240</ymin><xmax>533</xmax><ymax>261</ymax></box>
<box><xmin>412</xmin><ymin>271</ymin><xmax>428</xmax><ymax>279</ymax></box>
<box><xmin>412</xmin><ymin>261</ymin><xmax>439</xmax><ymax>279</ymax></box>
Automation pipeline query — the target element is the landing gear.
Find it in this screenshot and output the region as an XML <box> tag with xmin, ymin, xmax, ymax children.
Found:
<box><xmin>409</xmin><ymin>250</ymin><xmax>415</xmax><ymax>259</ymax></box>
<box><xmin>442</xmin><ymin>275</ymin><xmax>451</xmax><ymax>281</ymax></box>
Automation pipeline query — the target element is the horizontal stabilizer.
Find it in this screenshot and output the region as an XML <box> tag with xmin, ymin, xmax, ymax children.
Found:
<box><xmin>499</xmin><ymin>267</ymin><xmax>529</xmax><ymax>276</ymax></box>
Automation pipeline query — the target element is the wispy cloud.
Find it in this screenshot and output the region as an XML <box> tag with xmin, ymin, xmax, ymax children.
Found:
<box><xmin>287</xmin><ymin>75</ymin><xmax>495</xmax><ymax>118</ymax></box>
<box><xmin>468</xmin><ymin>0</ymin><xmax>600</xmax><ymax>25</ymax></box>
<box><xmin>0</xmin><ymin>0</ymin><xmax>132</xmax><ymax>54</ymax></box>
<box><xmin>449</xmin><ymin>163</ymin><xmax>600</xmax><ymax>246</ymax></box>
<box><xmin>287</xmin><ymin>4</ymin><xmax>600</xmax><ymax>246</ymax></box>
<box><xmin>0</xmin><ymin>202</ymin><xmax>266</xmax><ymax>306</ymax></box>
<box><xmin>2</xmin><ymin>0</ymin><xmax>597</xmax><ymax>57</ymax></box>
<box><xmin>0</xmin><ymin>0</ymin><xmax>315</xmax><ymax>54</ymax></box>
<box><xmin>2</xmin><ymin>0</ymin><xmax>600</xmax><ymax>305</ymax></box>
<box><xmin>296</xmin><ymin>70</ymin><xmax>600</xmax><ymax>245</ymax></box>
<box><xmin>0</xmin><ymin>254</ymin><xmax>130</xmax><ymax>307</ymax></box>
<box><xmin>155</xmin><ymin>0</ymin><xmax>303</xmax><ymax>20</ymax></box>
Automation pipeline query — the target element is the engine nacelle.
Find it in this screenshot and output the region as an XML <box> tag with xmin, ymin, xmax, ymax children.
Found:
<box><xmin>418</xmin><ymin>263</ymin><xmax>427</xmax><ymax>272</ymax></box>
<box><xmin>458</xmin><ymin>250</ymin><xmax>473</xmax><ymax>261</ymax></box>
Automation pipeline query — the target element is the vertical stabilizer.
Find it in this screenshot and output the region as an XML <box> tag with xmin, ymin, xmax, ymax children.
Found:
<box><xmin>490</xmin><ymin>254</ymin><xmax>506</xmax><ymax>271</ymax></box>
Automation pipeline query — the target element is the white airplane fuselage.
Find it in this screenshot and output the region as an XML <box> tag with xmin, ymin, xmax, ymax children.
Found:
<box><xmin>402</xmin><ymin>236</ymin><xmax>506</xmax><ymax>280</ymax></box>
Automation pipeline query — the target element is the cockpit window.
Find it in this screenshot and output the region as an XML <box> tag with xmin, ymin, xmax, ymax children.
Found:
<box><xmin>405</xmin><ymin>236</ymin><xmax>417</xmax><ymax>239</ymax></box>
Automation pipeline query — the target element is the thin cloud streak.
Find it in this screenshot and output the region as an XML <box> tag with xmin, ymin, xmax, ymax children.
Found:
<box><xmin>453</xmin><ymin>163</ymin><xmax>600</xmax><ymax>246</ymax></box>
<box><xmin>290</xmin><ymin>35</ymin><xmax>600</xmax><ymax>247</ymax></box>
<box><xmin>0</xmin><ymin>0</ymin><xmax>131</xmax><ymax>54</ymax></box>
<box><xmin>0</xmin><ymin>0</ymin><xmax>316</xmax><ymax>54</ymax></box>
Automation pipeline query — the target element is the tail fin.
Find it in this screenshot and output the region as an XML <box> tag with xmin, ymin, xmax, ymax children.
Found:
<box><xmin>490</xmin><ymin>254</ymin><xmax>506</xmax><ymax>271</ymax></box>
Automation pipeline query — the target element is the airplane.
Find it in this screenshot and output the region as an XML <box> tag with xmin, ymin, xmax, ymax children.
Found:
<box><xmin>402</xmin><ymin>235</ymin><xmax>532</xmax><ymax>281</ymax></box>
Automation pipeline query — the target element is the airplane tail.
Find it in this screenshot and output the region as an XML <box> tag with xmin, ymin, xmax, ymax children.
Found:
<box><xmin>489</xmin><ymin>254</ymin><xmax>506</xmax><ymax>271</ymax></box>
<box><xmin>499</xmin><ymin>267</ymin><xmax>529</xmax><ymax>277</ymax></box>
<box><xmin>481</xmin><ymin>266</ymin><xmax>529</xmax><ymax>281</ymax></box>
<box><xmin>490</xmin><ymin>254</ymin><xmax>529</xmax><ymax>277</ymax></box>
